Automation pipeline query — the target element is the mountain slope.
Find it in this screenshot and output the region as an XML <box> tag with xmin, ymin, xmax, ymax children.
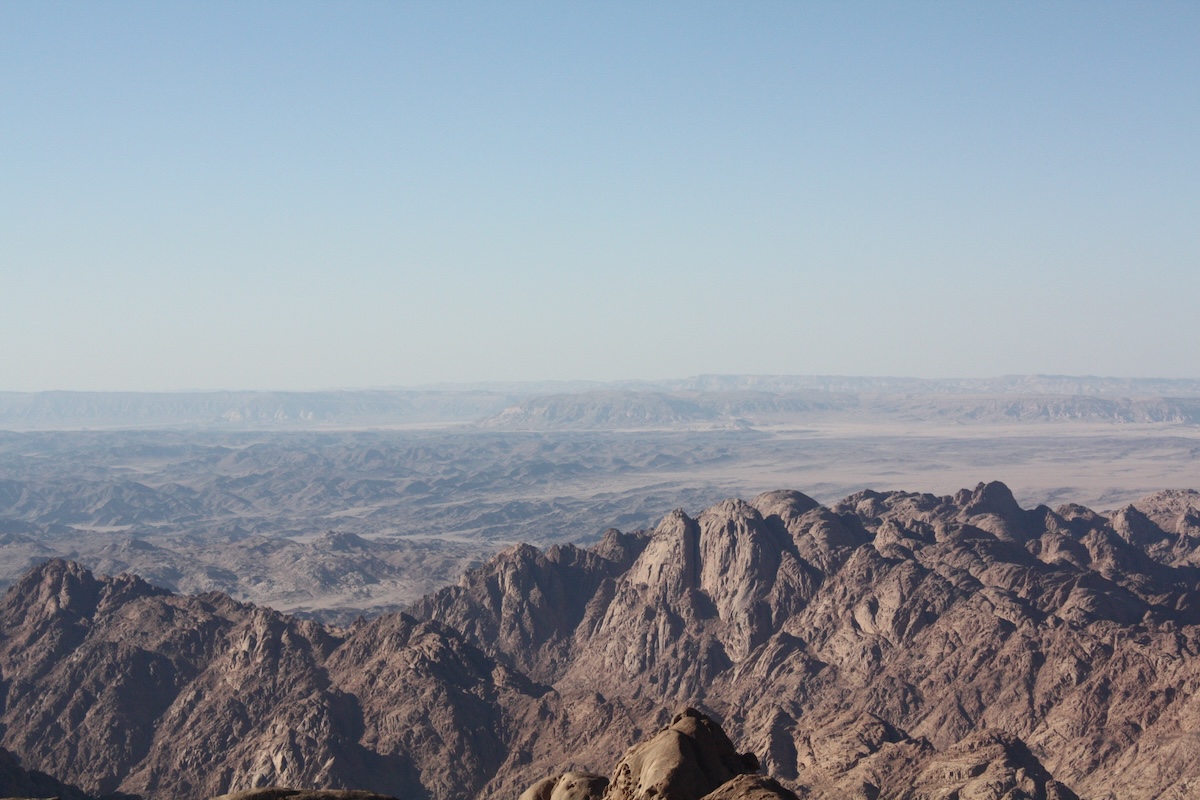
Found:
<box><xmin>0</xmin><ymin>483</ymin><xmax>1198</xmax><ymax>798</ymax></box>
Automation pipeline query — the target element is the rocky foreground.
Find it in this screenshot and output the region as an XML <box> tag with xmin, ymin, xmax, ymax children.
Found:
<box><xmin>1</xmin><ymin>482</ymin><xmax>1199</xmax><ymax>799</ymax></box>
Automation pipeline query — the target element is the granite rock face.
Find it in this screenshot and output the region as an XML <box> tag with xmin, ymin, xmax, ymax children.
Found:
<box><xmin>518</xmin><ymin>771</ymin><xmax>609</xmax><ymax>800</ymax></box>
<box><xmin>0</xmin><ymin>560</ymin><xmax>530</xmax><ymax>800</ymax></box>
<box><xmin>212</xmin><ymin>791</ymin><xmax>401</xmax><ymax>800</ymax></box>
<box><xmin>604</xmin><ymin>709</ymin><xmax>761</xmax><ymax>800</ymax></box>
<box><xmin>525</xmin><ymin>709</ymin><xmax>788</xmax><ymax>800</ymax></box>
<box><xmin>2</xmin><ymin>482</ymin><xmax>1199</xmax><ymax>799</ymax></box>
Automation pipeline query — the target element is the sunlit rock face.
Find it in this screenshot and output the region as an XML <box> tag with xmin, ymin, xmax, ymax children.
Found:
<box><xmin>5</xmin><ymin>482</ymin><xmax>1200</xmax><ymax>799</ymax></box>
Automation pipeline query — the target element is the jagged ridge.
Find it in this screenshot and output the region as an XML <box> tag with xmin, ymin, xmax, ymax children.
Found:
<box><xmin>0</xmin><ymin>483</ymin><xmax>1198</xmax><ymax>799</ymax></box>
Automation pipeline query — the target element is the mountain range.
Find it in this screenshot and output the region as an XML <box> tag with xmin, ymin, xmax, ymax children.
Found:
<box><xmin>1</xmin><ymin>481</ymin><xmax>1198</xmax><ymax>798</ymax></box>
<box><xmin>6</xmin><ymin>376</ymin><xmax>1200</xmax><ymax>431</ymax></box>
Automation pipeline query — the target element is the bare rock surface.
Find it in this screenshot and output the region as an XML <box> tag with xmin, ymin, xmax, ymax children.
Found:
<box><xmin>526</xmin><ymin>709</ymin><xmax>781</xmax><ymax>800</ymax></box>
<box><xmin>604</xmin><ymin>709</ymin><xmax>760</xmax><ymax>800</ymax></box>
<box><xmin>909</xmin><ymin>731</ymin><xmax>1079</xmax><ymax>800</ymax></box>
<box><xmin>518</xmin><ymin>771</ymin><xmax>608</xmax><ymax>800</ymax></box>
<box><xmin>409</xmin><ymin>531</ymin><xmax>648</xmax><ymax>683</ymax></box>
<box><xmin>1</xmin><ymin>482</ymin><xmax>1199</xmax><ymax>798</ymax></box>
<box><xmin>212</xmin><ymin>791</ymin><xmax>400</xmax><ymax>800</ymax></box>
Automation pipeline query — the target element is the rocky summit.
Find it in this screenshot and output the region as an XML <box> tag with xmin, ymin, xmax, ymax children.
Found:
<box><xmin>520</xmin><ymin>708</ymin><xmax>793</xmax><ymax>800</ymax></box>
<box><xmin>0</xmin><ymin>482</ymin><xmax>1199</xmax><ymax>799</ymax></box>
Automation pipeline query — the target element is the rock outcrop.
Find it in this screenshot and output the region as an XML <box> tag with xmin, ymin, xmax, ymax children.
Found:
<box><xmin>518</xmin><ymin>771</ymin><xmax>609</xmax><ymax>800</ymax></box>
<box><xmin>525</xmin><ymin>709</ymin><xmax>788</xmax><ymax>800</ymax></box>
<box><xmin>605</xmin><ymin>709</ymin><xmax>763</xmax><ymax>800</ymax></box>
<box><xmin>1</xmin><ymin>482</ymin><xmax>1198</xmax><ymax>798</ymax></box>
<box><xmin>212</xmin><ymin>791</ymin><xmax>401</xmax><ymax>800</ymax></box>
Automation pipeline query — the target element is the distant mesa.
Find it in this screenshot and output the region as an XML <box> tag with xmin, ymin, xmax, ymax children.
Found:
<box><xmin>4</xmin><ymin>375</ymin><xmax>1200</xmax><ymax>431</ymax></box>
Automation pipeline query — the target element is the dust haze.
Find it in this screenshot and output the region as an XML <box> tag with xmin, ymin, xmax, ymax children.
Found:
<box><xmin>1</xmin><ymin>376</ymin><xmax>1196</xmax><ymax>620</ymax></box>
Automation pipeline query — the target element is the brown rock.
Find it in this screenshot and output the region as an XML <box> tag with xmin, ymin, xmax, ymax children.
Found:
<box><xmin>606</xmin><ymin>710</ymin><xmax>743</xmax><ymax>800</ymax></box>
<box><xmin>910</xmin><ymin>731</ymin><xmax>1079</xmax><ymax>800</ymax></box>
<box><xmin>698</xmin><ymin>775</ymin><xmax>797</xmax><ymax>800</ymax></box>
<box><xmin>517</xmin><ymin>771</ymin><xmax>608</xmax><ymax>800</ymax></box>
<box><xmin>524</xmin><ymin>708</ymin><xmax>770</xmax><ymax>800</ymax></box>
<box><xmin>8</xmin><ymin>481</ymin><xmax>1199</xmax><ymax>799</ymax></box>
<box><xmin>212</xmin><ymin>791</ymin><xmax>400</xmax><ymax>800</ymax></box>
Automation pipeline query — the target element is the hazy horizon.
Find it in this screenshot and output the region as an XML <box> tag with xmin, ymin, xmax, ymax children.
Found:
<box><xmin>4</xmin><ymin>372</ymin><xmax>1200</xmax><ymax>396</ymax></box>
<box><xmin>5</xmin><ymin>2</ymin><xmax>1198</xmax><ymax>391</ymax></box>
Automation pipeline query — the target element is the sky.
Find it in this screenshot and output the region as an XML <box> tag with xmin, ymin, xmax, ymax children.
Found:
<box><xmin>2</xmin><ymin>1</ymin><xmax>1198</xmax><ymax>391</ymax></box>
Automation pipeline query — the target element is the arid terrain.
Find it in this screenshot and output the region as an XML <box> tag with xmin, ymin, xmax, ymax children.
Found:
<box><xmin>1</xmin><ymin>380</ymin><xmax>1198</xmax><ymax>798</ymax></box>
<box><xmin>0</xmin><ymin>378</ymin><xmax>1198</xmax><ymax>619</ymax></box>
<box><xmin>9</xmin><ymin>0</ymin><xmax>1196</xmax><ymax>794</ymax></box>
<box><xmin>1</xmin><ymin>481</ymin><xmax>1198</xmax><ymax>799</ymax></box>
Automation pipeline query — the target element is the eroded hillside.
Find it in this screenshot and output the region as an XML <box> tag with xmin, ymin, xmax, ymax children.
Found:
<box><xmin>1</xmin><ymin>482</ymin><xmax>1199</xmax><ymax>799</ymax></box>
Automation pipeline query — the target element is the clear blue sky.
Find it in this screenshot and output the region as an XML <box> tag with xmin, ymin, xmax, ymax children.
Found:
<box><xmin>3</xmin><ymin>1</ymin><xmax>1198</xmax><ymax>390</ymax></box>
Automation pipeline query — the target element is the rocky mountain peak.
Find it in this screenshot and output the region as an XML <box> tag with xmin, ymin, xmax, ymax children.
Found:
<box><xmin>955</xmin><ymin>480</ymin><xmax>1022</xmax><ymax>519</ymax></box>
<box><xmin>410</xmin><ymin>535</ymin><xmax>644</xmax><ymax>682</ymax></box>
<box><xmin>10</xmin><ymin>557</ymin><xmax>102</xmax><ymax>616</ymax></box>
<box><xmin>2</xmin><ymin>483</ymin><xmax>1199</xmax><ymax>799</ymax></box>
<box><xmin>913</xmin><ymin>731</ymin><xmax>1080</xmax><ymax>800</ymax></box>
<box><xmin>1129</xmin><ymin>488</ymin><xmax>1200</xmax><ymax>541</ymax></box>
<box><xmin>626</xmin><ymin>510</ymin><xmax>702</xmax><ymax>601</ymax></box>
<box><xmin>1</xmin><ymin>557</ymin><xmax>168</xmax><ymax>636</ymax></box>
<box><xmin>952</xmin><ymin>480</ymin><xmax>1041</xmax><ymax>542</ymax></box>
<box><xmin>1109</xmin><ymin>502</ymin><xmax>1170</xmax><ymax>548</ymax></box>
<box><xmin>590</xmin><ymin>528</ymin><xmax>651</xmax><ymax>568</ymax></box>
<box><xmin>748</xmin><ymin>490</ymin><xmax>820</xmax><ymax>523</ymax></box>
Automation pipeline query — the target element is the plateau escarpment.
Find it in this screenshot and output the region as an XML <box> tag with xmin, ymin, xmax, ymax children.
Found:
<box><xmin>0</xmin><ymin>483</ymin><xmax>1199</xmax><ymax>799</ymax></box>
